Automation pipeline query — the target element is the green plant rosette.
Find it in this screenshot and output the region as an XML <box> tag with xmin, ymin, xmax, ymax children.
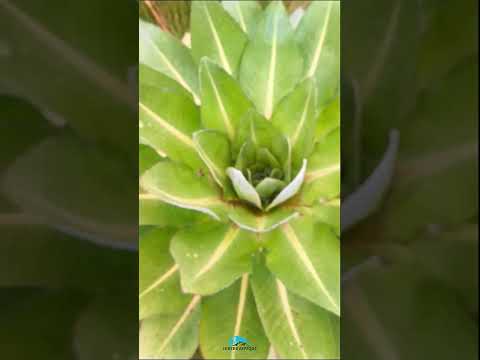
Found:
<box><xmin>139</xmin><ymin>1</ymin><xmax>340</xmax><ymax>359</ymax></box>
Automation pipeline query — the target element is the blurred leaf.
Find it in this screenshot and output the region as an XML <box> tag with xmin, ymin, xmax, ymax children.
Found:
<box><xmin>0</xmin><ymin>225</ymin><xmax>136</xmax><ymax>291</ymax></box>
<box><xmin>0</xmin><ymin>0</ymin><xmax>136</xmax><ymax>154</ymax></box>
<box><xmin>2</xmin><ymin>133</ymin><xmax>137</xmax><ymax>250</ymax></box>
<box><xmin>343</xmin><ymin>260</ymin><xmax>478</xmax><ymax>360</ymax></box>
<box><xmin>0</xmin><ymin>289</ymin><xmax>86</xmax><ymax>359</ymax></box>
<box><xmin>383</xmin><ymin>57</ymin><xmax>478</xmax><ymax>241</ymax></box>
<box><xmin>74</xmin><ymin>294</ymin><xmax>137</xmax><ymax>360</ymax></box>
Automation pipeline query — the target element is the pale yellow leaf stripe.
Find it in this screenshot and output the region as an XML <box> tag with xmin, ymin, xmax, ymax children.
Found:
<box><xmin>204</xmin><ymin>3</ymin><xmax>233</xmax><ymax>75</ymax></box>
<box><xmin>276</xmin><ymin>280</ymin><xmax>308</xmax><ymax>359</ymax></box>
<box><xmin>306</xmin><ymin>1</ymin><xmax>333</xmax><ymax>78</ymax></box>
<box><xmin>139</xmin><ymin>191</ymin><xmax>223</xmax><ymax>221</ymax></box>
<box><xmin>204</xmin><ymin>66</ymin><xmax>235</xmax><ymax>139</ymax></box>
<box><xmin>147</xmin><ymin>37</ymin><xmax>201</xmax><ymax>104</ymax></box>
<box><xmin>264</xmin><ymin>9</ymin><xmax>279</xmax><ymax>119</ymax></box>
<box><xmin>281</xmin><ymin>223</ymin><xmax>339</xmax><ymax>313</ymax></box>
<box><xmin>291</xmin><ymin>84</ymin><xmax>315</xmax><ymax>147</ymax></box>
<box><xmin>231</xmin><ymin>274</ymin><xmax>249</xmax><ymax>360</ymax></box>
<box><xmin>194</xmin><ymin>225</ymin><xmax>240</xmax><ymax>280</ymax></box>
<box><xmin>157</xmin><ymin>294</ymin><xmax>202</xmax><ymax>354</ymax></box>
<box><xmin>305</xmin><ymin>163</ymin><xmax>340</xmax><ymax>184</ymax></box>
<box><xmin>139</xmin><ymin>102</ymin><xmax>195</xmax><ymax>149</ymax></box>
<box><xmin>235</xmin><ymin>1</ymin><xmax>248</xmax><ymax>33</ymax></box>
<box><xmin>139</xmin><ymin>264</ymin><xmax>179</xmax><ymax>299</ymax></box>
<box><xmin>193</xmin><ymin>134</ymin><xmax>226</xmax><ymax>187</ymax></box>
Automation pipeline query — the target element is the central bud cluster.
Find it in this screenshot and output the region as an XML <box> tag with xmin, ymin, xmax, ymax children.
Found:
<box><xmin>226</xmin><ymin>135</ymin><xmax>307</xmax><ymax>212</ymax></box>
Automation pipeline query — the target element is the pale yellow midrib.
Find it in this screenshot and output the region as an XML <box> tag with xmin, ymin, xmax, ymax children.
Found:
<box><xmin>194</xmin><ymin>140</ymin><xmax>225</xmax><ymax>186</ymax></box>
<box><xmin>264</xmin><ymin>11</ymin><xmax>279</xmax><ymax>119</ymax></box>
<box><xmin>140</xmin><ymin>264</ymin><xmax>179</xmax><ymax>298</ymax></box>
<box><xmin>291</xmin><ymin>85</ymin><xmax>314</xmax><ymax>147</ymax></box>
<box><xmin>305</xmin><ymin>163</ymin><xmax>340</xmax><ymax>183</ymax></box>
<box><xmin>282</xmin><ymin>224</ymin><xmax>339</xmax><ymax>313</ymax></box>
<box><xmin>231</xmin><ymin>274</ymin><xmax>249</xmax><ymax>360</ymax></box>
<box><xmin>148</xmin><ymin>38</ymin><xmax>200</xmax><ymax>104</ymax></box>
<box><xmin>204</xmin><ymin>3</ymin><xmax>232</xmax><ymax>75</ymax></box>
<box><xmin>276</xmin><ymin>280</ymin><xmax>308</xmax><ymax>359</ymax></box>
<box><xmin>205</xmin><ymin>67</ymin><xmax>235</xmax><ymax>139</ymax></box>
<box><xmin>157</xmin><ymin>295</ymin><xmax>202</xmax><ymax>354</ymax></box>
<box><xmin>235</xmin><ymin>1</ymin><xmax>248</xmax><ymax>33</ymax></box>
<box><xmin>143</xmin><ymin>188</ymin><xmax>221</xmax><ymax>207</ymax></box>
<box><xmin>306</xmin><ymin>1</ymin><xmax>333</xmax><ymax>78</ymax></box>
<box><xmin>195</xmin><ymin>226</ymin><xmax>240</xmax><ymax>280</ymax></box>
<box><xmin>139</xmin><ymin>102</ymin><xmax>195</xmax><ymax>148</ymax></box>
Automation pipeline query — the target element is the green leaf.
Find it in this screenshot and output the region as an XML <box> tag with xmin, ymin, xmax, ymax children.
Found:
<box><xmin>297</xmin><ymin>198</ymin><xmax>340</xmax><ymax>236</ymax></box>
<box><xmin>301</xmin><ymin>128</ymin><xmax>340</xmax><ymax>204</ymax></box>
<box><xmin>141</xmin><ymin>161</ymin><xmax>227</xmax><ymax>221</ymax></box>
<box><xmin>0</xmin><ymin>224</ymin><xmax>136</xmax><ymax>291</ymax></box>
<box><xmin>0</xmin><ymin>1</ymin><xmax>136</xmax><ymax>154</ymax></box>
<box><xmin>200</xmin><ymin>274</ymin><xmax>269</xmax><ymax>359</ymax></box>
<box><xmin>191</xmin><ymin>0</ymin><xmax>248</xmax><ymax>76</ymax></box>
<box><xmin>222</xmin><ymin>0</ymin><xmax>262</xmax><ymax>37</ymax></box>
<box><xmin>74</xmin><ymin>295</ymin><xmax>137</xmax><ymax>360</ymax></box>
<box><xmin>383</xmin><ymin>58</ymin><xmax>478</xmax><ymax>241</ymax></box>
<box><xmin>271</xmin><ymin>78</ymin><xmax>318</xmax><ymax>169</ymax></box>
<box><xmin>295</xmin><ymin>1</ymin><xmax>340</xmax><ymax>106</ymax></box>
<box><xmin>315</xmin><ymin>95</ymin><xmax>339</xmax><ymax>141</ymax></box>
<box><xmin>140</xmin><ymin>295</ymin><xmax>201</xmax><ymax>360</ymax></box>
<box><xmin>2</xmin><ymin>134</ymin><xmax>137</xmax><ymax>249</ymax></box>
<box><xmin>139</xmin><ymin>19</ymin><xmax>200</xmax><ymax>103</ymax></box>
<box><xmin>255</xmin><ymin>177</ymin><xmax>286</xmax><ymax>199</ymax></box>
<box><xmin>193</xmin><ymin>129</ymin><xmax>232</xmax><ymax>189</ymax></box>
<box><xmin>342</xmin><ymin>258</ymin><xmax>478</xmax><ymax>360</ymax></box>
<box><xmin>235</xmin><ymin>110</ymin><xmax>289</xmax><ymax>168</ymax></box>
<box><xmin>139</xmin><ymin>228</ymin><xmax>191</xmax><ymax>320</ymax></box>
<box><xmin>171</xmin><ymin>223</ymin><xmax>258</xmax><ymax>295</ymax></box>
<box><xmin>139</xmin><ymin>144</ymin><xmax>163</xmax><ymax>175</ymax></box>
<box><xmin>228</xmin><ymin>205</ymin><xmax>298</xmax><ymax>233</ymax></box>
<box><xmin>251</xmin><ymin>259</ymin><xmax>340</xmax><ymax>359</ymax></box>
<box><xmin>139</xmin><ymin>66</ymin><xmax>205</xmax><ymax>171</ymax></box>
<box><xmin>0</xmin><ymin>290</ymin><xmax>86</xmax><ymax>359</ymax></box>
<box><xmin>139</xmin><ymin>194</ymin><xmax>209</xmax><ymax>227</ymax></box>
<box><xmin>227</xmin><ymin>167</ymin><xmax>263</xmax><ymax>209</ymax></box>
<box><xmin>264</xmin><ymin>217</ymin><xmax>340</xmax><ymax>315</ymax></box>
<box><xmin>199</xmin><ymin>58</ymin><xmax>253</xmax><ymax>140</ymax></box>
<box><xmin>266</xmin><ymin>159</ymin><xmax>307</xmax><ymax>211</ymax></box>
<box><xmin>239</xmin><ymin>1</ymin><xmax>303</xmax><ymax>119</ymax></box>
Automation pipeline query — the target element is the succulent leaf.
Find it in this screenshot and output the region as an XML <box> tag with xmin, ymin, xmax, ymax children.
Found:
<box><xmin>139</xmin><ymin>66</ymin><xmax>205</xmax><ymax>170</ymax></box>
<box><xmin>199</xmin><ymin>58</ymin><xmax>253</xmax><ymax>140</ymax></box>
<box><xmin>191</xmin><ymin>0</ymin><xmax>248</xmax><ymax>76</ymax></box>
<box><xmin>200</xmin><ymin>274</ymin><xmax>270</xmax><ymax>359</ymax></box>
<box><xmin>263</xmin><ymin>217</ymin><xmax>340</xmax><ymax>315</ymax></box>
<box><xmin>222</xmin><ymin>0</ymin><xmax>262</xmax><ymax>37</ymax></box>
<box><xmin>301</xmin><ymin>128</ymin><xmax>340</xmax><ymax>204</ymax></box>
<box><xmin>139</xmin><ymin>19</ymin><xmax>200</xmax><ymax>103</ymax></box>
<box><xmin>295</xmin><ymin>1</ymin><xmax>340</xmax><ymax>106</ymax></box>
<box><xmin>251</xmin><ymin>258</ymin><xmax>340</xmax><ymax>359</ymax></box>
<box><xmin>171</xmin><ymin>223</ymin><xmax>258</xmax><ymax>295</ymax></box>
<box><xmin>139</xmin><ymin>295</ymin><xmax>201</xmax><ymax>359</ymax></box>
<box><xmin>141</xmin><ymin>161</ymin><xmax>228</xmax><ymax>221</ymax></box>
<box><xmin>139</xmin><ymin>228</ymin><xmax>190</xmax><ymax>320</ymax></box>
<box><xmin>139</xmin><ymin>2</ymin><xmax>341</xmax><ymax>358</ymax></box>
<box><xmin>239</xmin><ymin>1</ymin><xmax>303</xmax><ymax>119</ymax></box>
